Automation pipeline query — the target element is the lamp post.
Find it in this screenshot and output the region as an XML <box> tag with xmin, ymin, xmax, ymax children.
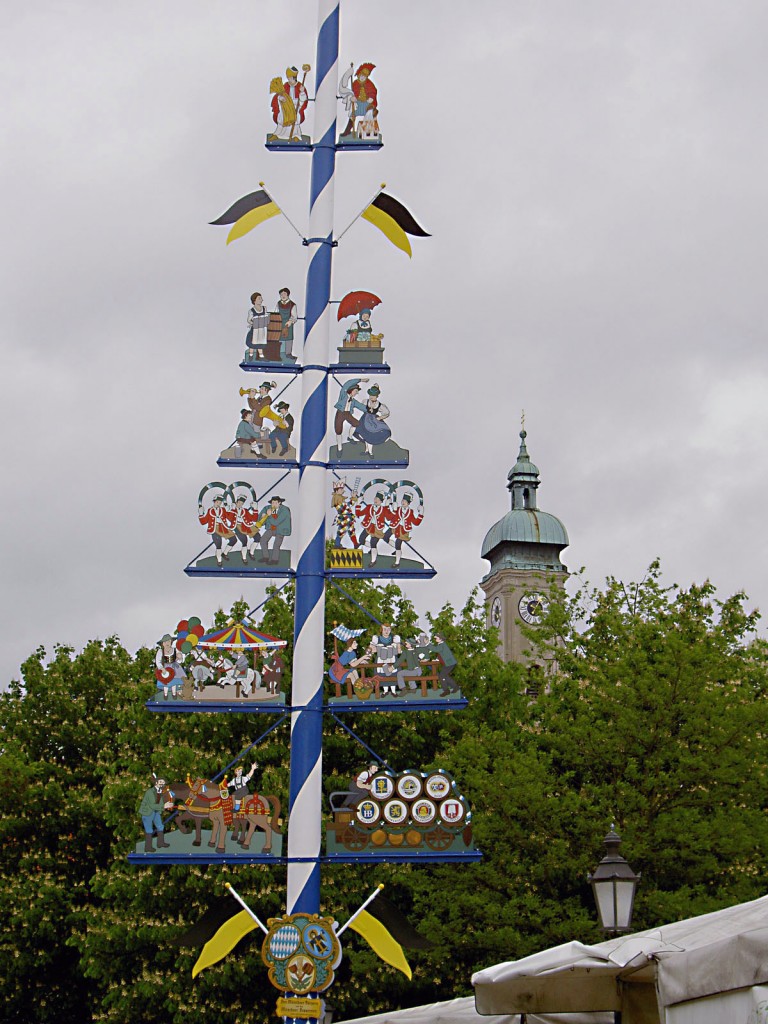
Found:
<box><xmin>588</xmin><ymin>827</ymin><xmax>640</xmax><ymax>1024</ymax></box>
<box><xmin>588</xmin><ymin>826</ymin><xmax>640</xmax><ymax>936</ymax></box>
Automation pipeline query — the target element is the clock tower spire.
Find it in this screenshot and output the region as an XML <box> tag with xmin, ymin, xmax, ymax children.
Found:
<box><xmin>480</xmin><ymin>427</ymin><xmax>569</xmax><ymax>663</ymax></box>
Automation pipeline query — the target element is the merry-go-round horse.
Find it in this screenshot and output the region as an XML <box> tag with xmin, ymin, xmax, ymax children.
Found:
<box><xmin>165</xmin><ymin>777</ymin><xmax>281</xmax><ymax>854</ymax></box>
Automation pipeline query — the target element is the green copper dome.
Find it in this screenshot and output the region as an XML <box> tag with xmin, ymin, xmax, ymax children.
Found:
<box><xmin>481</xmin><ymin>508</ymin><xmax>569</xmax><ymax>555</ymax></box>
<box><xmin>481</xmin><ymin>429</ymin><xmax>569</xmax><ymax>576</ymax></box>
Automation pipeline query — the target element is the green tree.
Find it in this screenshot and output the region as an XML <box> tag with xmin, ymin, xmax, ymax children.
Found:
<box><xmin>0</xmin><ymin>639</ymin><xmax>151</xmax><ymax>1024</ymax></box>
<box><xmin>529</xmin><ymin>561</ymin><xmax>768</xmax><ymax>928</ymax></box>
<box><xmin>6</xmin><ymin>569</ymin><xmax>768</xmax><ymax>1022</ymax></box>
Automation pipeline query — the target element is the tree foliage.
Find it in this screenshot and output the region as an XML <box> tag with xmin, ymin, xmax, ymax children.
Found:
<box><xmin>3</xmin><ymin>565</ymin><xmax>768</xmax><ymax>1022</ymax></box>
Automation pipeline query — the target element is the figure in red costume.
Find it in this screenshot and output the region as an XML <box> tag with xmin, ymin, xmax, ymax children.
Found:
<box><xmin>355</xmin><ymin>489</ymin><xmax>390</xmax><ymax>565</ymax></box>
<box><xmin>339</xmin><ymin>63</ymin><xmax>379</xmax><ymax>139</ymax></box>
<box><xmin>198</xmin><ymin>495</ymin><xmax>237</xmax><ymax>565</ymax></box>
<box><xmin>383</xmin><ymin>494</ymin><xmax>423</xmax><ymax>567</ymax></box>
<box><xmin>232</xmin><ymin>495</ymin><xmax>263</xmax><ymax>564</ymax></box>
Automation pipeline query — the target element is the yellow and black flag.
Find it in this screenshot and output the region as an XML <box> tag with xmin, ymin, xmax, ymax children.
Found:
<box><xmin>361</xmin><ymin>191</ymin><xmax>430</xmax><ymax>258</ymax></box>
<box><xmin>210</xmin><ymin>188</ymin><xmax>281</xmax><ymax>245</ymax></box>
<box><xmin>171</xmin><ymin>893</ymin><xmax>259</xmax><ymax>978</ymax></box>
<box><xmin>348</xmin><ymin>895</ymin><xmax>434</xmax><ymax>980</ymax></box>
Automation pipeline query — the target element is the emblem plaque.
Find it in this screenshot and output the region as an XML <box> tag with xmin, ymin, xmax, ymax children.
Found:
<box><xmin>262</xmin><ymin>913</ymin><xmax>342</xmax><ymax>994</ymax></box>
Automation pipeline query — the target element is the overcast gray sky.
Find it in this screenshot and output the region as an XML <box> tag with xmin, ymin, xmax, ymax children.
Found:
<box><xmin>2</xmin><ymin>0</ymin><xmax>767</xmax><ymax>682</ymax></box>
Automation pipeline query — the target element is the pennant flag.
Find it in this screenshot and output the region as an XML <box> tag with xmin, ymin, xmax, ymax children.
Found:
<box><xmin>331</xmin><ymin>623</ymin><xmax>367</xmax><ymax>642</ymax></box>
<box><xmin>170</xmin><ymin>894</ymin><xmax>259</xmax><ymax>977</ymax></box>
<box><xmin>210</xmin><ymin>189</ymin><xmax>281</xmax><ymax>245</ymax></box>
<box><xmin>348</xmin><ymin>895</ymin><xmax>434</xmax><ymax>980</ymax></box>
<box><xmin>361</xmin><ymin>191</ymin><xmax>430</xmax><ymax>258</ymax></box>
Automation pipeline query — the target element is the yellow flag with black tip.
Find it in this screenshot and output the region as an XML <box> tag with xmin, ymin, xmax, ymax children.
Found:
<box><xmin>361</xmin><ymin>191</ymin><xmax>431</xmax><ymax>257</ymax></box>
<box><xmin>170</xmin><ymin>894</ymin><xmax>259</xmax><ymax>977</ymax></box>
<box><xmin>348</xmin><ymin>895</ymin><xmax>434</xmax><ymax>979</ymax></box>
<box><xmin>210</xmin><ymin>188</ymin><xmax>281</xmax><ymax>245</ymax></box>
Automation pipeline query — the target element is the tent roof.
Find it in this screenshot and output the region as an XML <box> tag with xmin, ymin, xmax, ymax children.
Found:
<box><xmin>198</xmin><ymin>621</ymin><xmax>286</xmax><ymax>650</ymax></box>
<box><xmin>472</xmin><ymin>893</ymin><xmax>768</xmax><ymax>1017</ymax></box>
<box><xmin>336</xmin><ymin>995</ymin><xmax>611</xmax><ymax>1024</ymax></box>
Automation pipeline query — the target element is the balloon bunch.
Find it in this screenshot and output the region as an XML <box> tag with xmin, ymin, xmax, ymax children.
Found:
<box><xmin>175</xmin><ymin>617</ymin><xmax>205</xmax><ymax>654</ymax></box>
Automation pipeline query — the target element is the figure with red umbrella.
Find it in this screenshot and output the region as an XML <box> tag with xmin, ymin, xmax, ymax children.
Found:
<box><xmin>337</xmin><ymin>290</ymin><xmax>384</xmax><ymax>361</ymax></box>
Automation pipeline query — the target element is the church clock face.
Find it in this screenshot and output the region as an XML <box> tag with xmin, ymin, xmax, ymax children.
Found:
<box><xmin>490</xmin><ymin>596</ymin><xmax>502</xmax><ymax>628</ymax></box>
<box><xmin>519</xmin><ymin>593</ymin><xmax>547</xmax><ymax>624</ymax></box>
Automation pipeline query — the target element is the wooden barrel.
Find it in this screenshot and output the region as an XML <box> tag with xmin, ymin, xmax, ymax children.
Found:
<box><xmin>267</xmin><ymin>312</ymin><xmax>284</xmax><ymax>342</ymax></box>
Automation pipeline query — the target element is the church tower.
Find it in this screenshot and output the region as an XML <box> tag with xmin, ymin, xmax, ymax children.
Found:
<box><xmin>480</xmin><ymin>429</ymin><xmax>569</xmax><ymax>663</ymax></box>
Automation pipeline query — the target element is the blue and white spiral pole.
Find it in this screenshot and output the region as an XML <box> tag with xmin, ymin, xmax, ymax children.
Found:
<box><xmin>287</xmin><ymin>0</ymin><xmax>339</xmax><ymax>916</ymax></box>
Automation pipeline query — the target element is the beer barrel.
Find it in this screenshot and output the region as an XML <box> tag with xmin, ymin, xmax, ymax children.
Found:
<box><xmin>267</xmin><ymin>312</ymin><xmax>284</xmax><ymax>342</ymax></box>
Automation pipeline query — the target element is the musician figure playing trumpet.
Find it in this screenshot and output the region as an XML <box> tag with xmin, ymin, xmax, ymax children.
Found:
<box><xmin>232</xmin><ymin>385</ymin><xmax>291</xmax><ymax>461</ymax></box>
<box><xmin>246</xmin><ymin>380</ymin><xmax>276</xmax><ymax>428</ymax></box>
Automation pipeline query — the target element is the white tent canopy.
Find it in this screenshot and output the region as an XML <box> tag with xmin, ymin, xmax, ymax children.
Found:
<box><xmin>337</xmin><ymin>995</ymin><xmax>612</xmax><ymax>1024</ymax></box>
<box><xmin>472</xmin><ymin>893</ymin><xmax>768</xmax><ymax>1024</ymax></box>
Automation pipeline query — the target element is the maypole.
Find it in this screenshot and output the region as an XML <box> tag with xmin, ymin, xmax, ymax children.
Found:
<box><xmin>287</xmin><ymin>0</ymin><xmax>340</xmax><ymax>916</ymax></box>
<box><xmin>132</xmin><ymin>1</ymin><xmax>481</xmax><ymax>1017</ymax></box>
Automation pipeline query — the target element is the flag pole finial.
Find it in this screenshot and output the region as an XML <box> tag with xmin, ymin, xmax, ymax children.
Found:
<box><xmin>335</xmin><ymin>883</ymin><xmax>385</xmax><ymax>936</ymax></box>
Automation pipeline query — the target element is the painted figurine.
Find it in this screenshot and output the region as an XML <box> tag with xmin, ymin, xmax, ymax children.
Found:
<box><xmin>383</xmin><ymin>492</ymin><xmax>423</xmax><ymax>567</ymax></box>
<box><xmin>232</xmin><ymin>494</ymin><xmax>262</xmax><ymax>563</ymax></box>
<box><xmin>344</xmin><ymin>763</ymin><xmax>380</xmax><ymax>805</ymax></box>
<box><xmin>226</xmin><ymin>763</ymin><xmax>259</xmax><ymax>812</ymax></box>
<box><xmin>336</xmin><ymin>291</ymin><xmax>385</xmax><ymax>362</ymax></box>
<box><xmin>353</xmin><ymin>384</ymin><xmax>391</xmax><ymax>456</ymax></box>
<box><xmin>367</xmin><ymin>623</ymin><xmax>402</xmax><ymax>696</ymax></box>
<box><xmin>137</xmin><ymin>775</ymin><xmax>173</xmax><ymax>852</ymax></box>
<box><xmin>241</xmin><ymin>380</ymin><xmax>282</xmax><ymax>454</ymax></box>
<box><xmin>245</xmin><ymin>292</ymin><xmax>269</xmax><ymax>362</ymax></box>
<box><xmin>431</xmin><ymin>633</ymin><xmax>460</xmax><ymax>696</ymax></box>
<box><xmin>339</xmin><ymin>62</ymin><xmax>380</xmax><ymax>140</ymax></box>
<box><xmin>270</xmin><ymin>401</ymin><xmax>294</xmax><ymax>456</ymax></box>
<box><xmin>342</xmin><ymin>479</ymin><xmax>425</xmax><ymax>566</ymax></box>
<box><xmin>218</xmin><ymin>650</ymin><xmax>261</xmax><ymax>693</ymax></box>
<box><xmin>354</xmin><ymin>488</ymin><xmax>391</xmax><ymax>564</ymax></box>
<box><xmin>275</xmin><ymin>288</ymin><xmax>298</xmax><ymax>362</ymax></box>
<box><xmin>333</xmin><ymin>377</ymin><xmax>368</xmax><ymax>452</ymax></box>
<box><xmin>198</xmin><ymin>494</ymin><xmax>237</xmax><ymax>565</ymax></box>
<box><xmin>331</xmin><ymin>479</ymin><xmax>361</xmax><ymax>548</ymax></box>
<box><xmin>257</xmin><ymin>495</ymin><xmax>292</xmax><ymax>565</ymax></box>
<box><xmin>230</xmin><ymin>392</ymin><xmax>293</xmax><ymax>462</ymax></box>
<box><xmin>353</xmin><ymin>309</ymin><xmax>375</xmax><ymax>344</ymax></box>
<box><xmin>328</xmin><ymin>636</ymin><xmax>371</xmax><ymax>692</ymax></box>
<box><xmin>154</xmin><ymin>632</ymin><xmax>187</xmax><ymax>701</ymax></box>
<box><xmin>395</xmin><ymin>632</ymin><xmax>430</xmax><ymax>692</ymax></box>
<box><xmin>235</xmin><ymin>409</ymin><xmax>267</xmax><ymax>459</ymax></box>
<box><xmin>261</xmin><ymin>650</ymin><xmax>285</xmax><ymax>696</ymax></box>
<box><xmin>246</xmin><ymin>380</ymin><xmax>276</xmax><ymax>426</ymax></box>
<box><xmin>268</xmin><ymin>64</ymin><xmax>311</xmax><ymax>143</ymax></box>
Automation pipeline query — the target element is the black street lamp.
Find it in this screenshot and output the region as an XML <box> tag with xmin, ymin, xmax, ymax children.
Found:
<box><xmin>588</xmin><ymin>826</ymin><xmax>640</xmax><ymax>937</ymax></box>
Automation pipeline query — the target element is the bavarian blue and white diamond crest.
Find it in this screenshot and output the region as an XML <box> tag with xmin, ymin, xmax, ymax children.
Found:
<box><xmin>270</xmin><ymin>924</ymin><xmax>300</xmax><ymax>959</ymax></box>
